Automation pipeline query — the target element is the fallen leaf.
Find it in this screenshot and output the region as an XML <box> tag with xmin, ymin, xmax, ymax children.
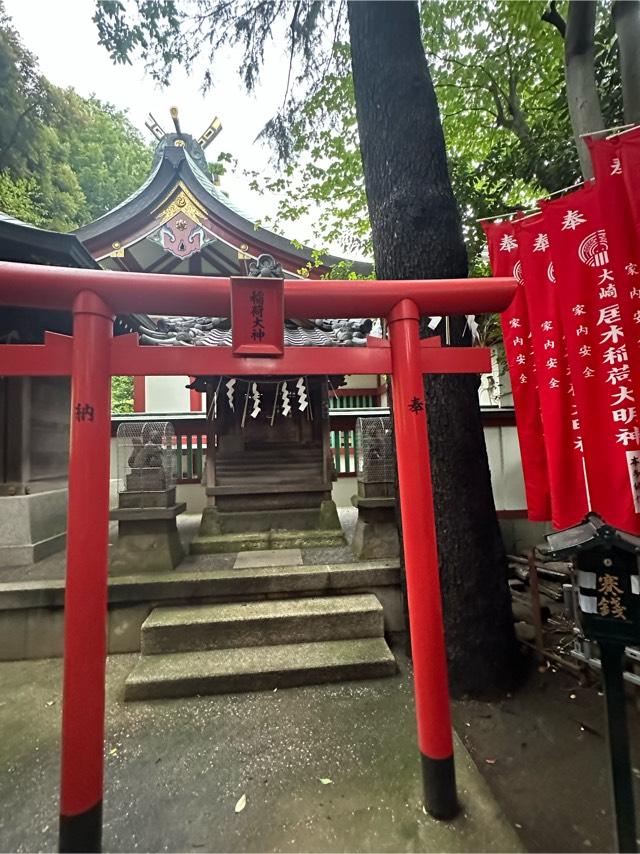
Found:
<box><xmin>235</xmin><ymin>793</ymin><xmax>246</xmax><ymax>813</ymax></box>
<box><xmin>485</xmin><ymin>758</ymin><xmax>497</xmax><ymax>765</ymax></box>
<box><xmin>109</xmin><ymin>748</ymin><xmax>118</xmax><ymax>756</ymax></box>
<box><xmin>319</xmin><ymin>778</ymin><xmax>333</xmax><ymax>785</ymax></box>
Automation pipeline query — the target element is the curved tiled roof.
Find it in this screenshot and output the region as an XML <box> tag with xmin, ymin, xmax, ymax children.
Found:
<box><xmin>139</xmin><ymin>316</ymin><xmax>374</xmax><ymax>348</ymax></box>
<box><xmin>74</xmin><ymin>134</ymin><xmax>372</xmax><ymax>278</ymax></box>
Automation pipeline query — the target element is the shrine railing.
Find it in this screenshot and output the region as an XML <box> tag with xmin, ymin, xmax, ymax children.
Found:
<box><xmin>111</xmin><ymin>406</ymin><xmax>517</xmax><ymax>482</ymax></box>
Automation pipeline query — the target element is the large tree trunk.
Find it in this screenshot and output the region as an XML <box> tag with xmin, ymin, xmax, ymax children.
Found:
<box><xmin>348</xmin><ymin>0</ymin><xmax>516</xmax><ymax>698</ymax></box>
<box><xmin>564</xmin><ymin>0</ymin><xmax>604</xmax><ymax>179</ymax></box>
<box><xmin>613</xmin><ymin>0</ymin><xmax>640</xmax><ymax>125</ymax></box>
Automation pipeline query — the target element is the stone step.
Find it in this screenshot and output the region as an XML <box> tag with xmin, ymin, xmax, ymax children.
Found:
<box><xmin>141</xmin><ymin>594</ymin><xmax>384</xmax><ymax>655</ymax></box>
<box><xmin>0</xmin><ymin>559</ymin><xmax>401</xmax><ymax>610</ymax></box>
<box><xmin>124</xmin><ymin>637</ymin><xmax>397</xmax><ymax>700</ymax></box>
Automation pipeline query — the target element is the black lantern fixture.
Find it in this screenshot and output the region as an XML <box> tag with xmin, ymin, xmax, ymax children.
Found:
<box><xmin>541</xmin><ymin>513</ymin><xmax>640</xmax><ymax>853</ymax></box>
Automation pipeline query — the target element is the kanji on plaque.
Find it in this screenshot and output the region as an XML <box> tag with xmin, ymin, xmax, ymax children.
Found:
<box><xmin>483</xmin><ymin>220</ymin><xmax>551</xmax><ymax>521</ymax></box>
<box><xmin>231</xmin><ymin>276</ymin><xmax>284</xmax><ymax>356</ymax></box>
<box><xmin>514</xmin><ymin>215</ymin><xmax>588</xmax><ymax>529</ymax></box>
<box><xmin>541</xmin><ymin>184</ymin><xmax>640</xmax><ymax>532</ymax></box>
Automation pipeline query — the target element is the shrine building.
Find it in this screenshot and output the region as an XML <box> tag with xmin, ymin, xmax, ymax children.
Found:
<box><xmin>0</xmin><ymin>110</ymin><xmax>531</xmax><ymax>696</ymax></box>
<box><xmin>74</xmin><ymin>111</ymin><xmax>383</xmax><ymax>554</ymax></box>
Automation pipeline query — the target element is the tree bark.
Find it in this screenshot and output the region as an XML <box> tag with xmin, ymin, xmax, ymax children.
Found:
<box><xmin>564</xmin><ymin>0</ymin><xmax>604</xmax><ymax>179</ymax></box>
<box><xmin>613</xmin><ymin>0</ymin><xmax>640</xmax><ymax>125</ymax></box>
<box><xmin>348</xmin><ymin>0</ymin><xmax>517</xmax><ymax>697</ymax></box>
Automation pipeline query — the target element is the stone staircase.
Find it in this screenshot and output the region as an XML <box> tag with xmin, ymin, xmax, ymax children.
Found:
<box><xmin>124</xmin><ymin>593</ymin><xmax>397</xmax><ymax>700</ymax></box>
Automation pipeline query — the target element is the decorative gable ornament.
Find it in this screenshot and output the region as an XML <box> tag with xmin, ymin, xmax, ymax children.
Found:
<box><xmin>149</xmin><ymin>187</ymin><xmax>216</xmax><ymax>260</ymax></box>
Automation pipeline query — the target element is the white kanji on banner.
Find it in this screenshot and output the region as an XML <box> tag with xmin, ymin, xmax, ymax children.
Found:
<box><xmin>533</xmin><ymin>233</ymin><xmax>550</xmax><ymax>252</ymax></box>
<box><xmin>500</xmin><ymin>234</ymin><xmax>518</xmax><ymax>252</ymax></box>
<box><xmin>561</xmin><ymin>209</ymin><xmax>587</xmax><ymax>231</ymax></box>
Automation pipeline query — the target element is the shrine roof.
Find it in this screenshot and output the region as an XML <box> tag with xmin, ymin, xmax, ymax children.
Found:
<box><xmin>0</xmin><ymin>211</ymin><xmax>99</xmax><ymax>269</ymax></box>
<box><xmin>139</xmin><ymin>316</ymin><xmax>374</xmax><ymax>348</ymax></box>
<box><xmin>0</xmin><ymin>212</ymin><xmax>151</xmax><ymax>337</ymax></box>
<box><xmin>74</xmin><ymin>132</ymin><xmax>371</xmax><ymax>279</ymax></box>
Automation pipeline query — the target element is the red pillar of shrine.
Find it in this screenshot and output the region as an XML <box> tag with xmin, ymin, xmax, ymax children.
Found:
<box><xmin>387</xmin><ymin>298</ymin><xmax>458</xmax><ymax>819</ymax></box>
<box><xmin>59</xmin><ymin>291</ymin><xmax>113</xmax><ymax>853</ymax></box>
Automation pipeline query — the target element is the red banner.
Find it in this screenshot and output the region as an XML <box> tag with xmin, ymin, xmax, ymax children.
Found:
<box><xmin>587</xmin><ymin>134</ymin><xmax>640</xmax><ymax>403</ymax></box>
<box><xmin>541</xmin><ymin>184</ymin><xmax>640</xmax><ymax>532</ymax></box>
<box><xmin>513</xmin><ymin>215</ymin><xmax>588</xmax><ymax>529</ymax></box>
<box><xmin>618</xmin><ymin>126</ymin><xmax>640</xmax><ymax>236</ymax></box>
<box><xmin>483</xmin><ymin>220</ymin><xmax>551</xmax><ymax>521</ymax></box>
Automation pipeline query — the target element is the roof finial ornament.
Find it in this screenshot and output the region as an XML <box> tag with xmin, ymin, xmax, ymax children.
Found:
<box><xmin>170</xmin><ymin>106</ymin><xmax>181</xmax><ymax>134</ymax></box>
<box><xmin>198</xmin><ymin>116</ymin><xmax>223</xmax><ymax>149</ymax></box>
<box><xmin>249</xmin><ymin>254</ymin><xmax>283</xmax><ymax>278</ymax></box>
<box><xmin>145</xmin><ymin>112</ymin><xmax>166</xmax><ymax>141</ymax></box>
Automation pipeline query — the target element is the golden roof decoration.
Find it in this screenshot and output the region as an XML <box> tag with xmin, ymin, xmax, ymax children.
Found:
<box><xmin>153</xmin><ymin>183</ymin><xmax>209</xmax><ymax>227</ymax></box>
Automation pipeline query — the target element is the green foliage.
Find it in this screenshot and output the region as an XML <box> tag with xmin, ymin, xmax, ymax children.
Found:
<box><xmin>111</xmin><ymin>375</ymin><xmax>134</xmax><ymax>414</ymax></box>
<box><xmin>59</xmin><ymin>91</ymin><xmax>152</xmax><ymax>224</ymax></box>
<box><xmin>89</xmin><ymin>0</ymin><xmax>625</xmax><ymax>281</ymax></box>
<box><xmin>0</xmin><ymin>2</ymin><xmax>152</xmax><ymax>230</ymax></box>
<box><xmin>0</xmin><ymin>172</ymin><xmax>45</xmax><ymax>224</ymax></box>
<box><xmin>208</xmin><ymin>150</ymin><xmax>234</xmax><ymax>181</ymax></box>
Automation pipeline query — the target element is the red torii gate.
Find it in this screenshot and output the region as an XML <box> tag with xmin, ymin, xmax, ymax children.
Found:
<box><xmin>0</xmin><ymin>261</ymin><xmax>515</xmax><ymax>852</ymax></box>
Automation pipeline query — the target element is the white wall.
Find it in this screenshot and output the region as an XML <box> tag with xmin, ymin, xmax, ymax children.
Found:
<box><xmin>332</xmin><ymin>424</ymin><xmax>526</xmax><ymax>511</ymax></box>
<box><xmin>483</xmin><ymin>424</ymin><xmax>526</xmax><ymax>510</ymax></box>
<box><xmin>342</xmin><ymin>374</ymin><xmax>380</xmax><ymax>389</ymax></box>
<box><xmin>145</xmin><ymin>376</ymin><xmax>191</xmax><ymax>413</ymax></box>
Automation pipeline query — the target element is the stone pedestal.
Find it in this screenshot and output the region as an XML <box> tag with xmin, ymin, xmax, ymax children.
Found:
<box><xmin>190</xmin><ymin>498</ymin><xmax>345</xmax><ymax>554</ymax></box>
<box><xmin>351</xmin><ymin>482</ymin><xmax>399</xmax><ymax>560</ymax></box>
<box><xmin>110</xmin><ymin>479</ymin><xmax>186</xmax><ymax>574</ymax></box>
<box><xmin>0</xmin><ymin>487</ymin><xmax>68</xmax><ymax>567</ymax></box>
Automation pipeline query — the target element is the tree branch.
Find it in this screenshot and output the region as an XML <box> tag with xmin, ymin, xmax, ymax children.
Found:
<box><xmin>541</xmin><ymin>1</ymin><xmax>566</xmax><ymax>39</ymax></box>
<box><xmin>282</xmin><ymin>1</ymin><xmax>301</xmax><ymax>107</ymax></box>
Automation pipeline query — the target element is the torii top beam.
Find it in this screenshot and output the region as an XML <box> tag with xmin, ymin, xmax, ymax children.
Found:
<box><xmin>0</xmin><ymin>261</ymin><xmax>515</xmax><ymax>318</ymax></box>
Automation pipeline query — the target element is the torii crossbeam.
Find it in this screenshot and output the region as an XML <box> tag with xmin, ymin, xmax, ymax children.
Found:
<box><xmin>0</xmin><ymin>261</ymin><xmax>515</xmax><ymax>852</ymax></box>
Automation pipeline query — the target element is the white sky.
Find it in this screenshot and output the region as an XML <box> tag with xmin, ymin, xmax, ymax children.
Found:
<box><xmin>4</xmin><ymin>0</ymin><xmax>303</xmax><ymax>233</ymax></box>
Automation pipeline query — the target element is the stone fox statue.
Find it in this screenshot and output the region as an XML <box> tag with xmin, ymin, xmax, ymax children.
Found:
<box><xmin>128</xmin><ymin>428</ymin><xmax>165</xmax><ymax>470</ymax></box>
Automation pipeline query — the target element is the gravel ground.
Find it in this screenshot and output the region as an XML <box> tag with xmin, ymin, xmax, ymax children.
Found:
<box><xmin>0</xmin><ymin>648</ymin><xmax>520</xmax><ymax>854</ymax></box>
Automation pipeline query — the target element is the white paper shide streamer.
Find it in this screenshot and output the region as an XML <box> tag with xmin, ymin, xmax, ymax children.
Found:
<box><xmin>429</xmin><ymin>315</ymin><xmax>480</xmax><ymax>341</ymax></box>
<box><xmin>465</xmin><ymin>314</ymin><xmax>480</xmax><ymax>341</ymax></box>
<box><xmin>281</xmin><ymin>381</ymin><xmax>291</xmax><ymax>416</ymax></box>
<box><xmin>226</xmin><ymin>378</ymin><xmax>236</xmax><ymax>411</ymax></box>
<box><xmin>296</xmin><ymin>377</ymin><xmax>308</xmax><ymax>411</ymax></box>
<box><xmin>250</xmin><ymin>382</ymin><xmax>261</xmax><ymax>418</ymax></box>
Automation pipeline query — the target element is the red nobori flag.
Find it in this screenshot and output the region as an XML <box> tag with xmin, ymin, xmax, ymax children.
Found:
<box><xmin>541</xmin><ymin>184</ymin><xmax>640</xmax><ymax>533</ymax></box>
<box><xmin>587</xmin><ymin>134</ymin><xmax>640</xmax><ymax>403</ymax></box>
<box><xmin>513</xmin><ymin>215</ymin><xmax>588</xmax><ymax>529</ymax></box>
<box><xmin>482</xmin><ymin>220</ymin><xmax>551</xmax><ymax>521</ymax></box>
<box><xmin>618</xmin><ymin>126</ymin><xmax>640</xmax><ymax>235</ymax></box>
